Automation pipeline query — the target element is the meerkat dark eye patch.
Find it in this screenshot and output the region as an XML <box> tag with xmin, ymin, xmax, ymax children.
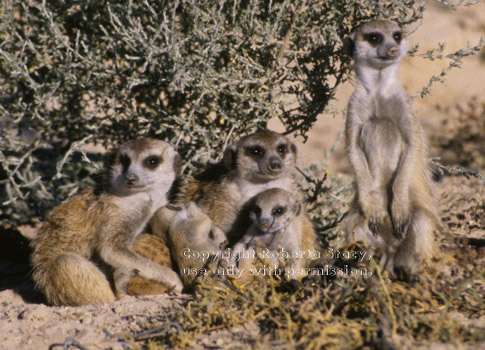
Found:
<box><xmin>277</xmin><ymin>144</ymin><xmax>288</xmax><ymax>156</ymax></box>
<box><xmin>253</xmin><ymin>206</ymin><xmax>262</xmax><ymax>217</ymax></box>
<box><xmin>143</xmin><ymin>155</ymin><xmax>162</xmax><ymax>170</ymax></box>
<box><xmin>364</xmin><ymin>32</ymin><xmax>383</xmax><ymax>45</ymax></box>
<box><xmin>393</xmin><ymin>31</ymin><xmax>402</xmax><ymax>43</ymax></box>
<box><xmin>120</xmin><ymin>154</ymin><xmax>131</xmax><ymax>172</ymax></box>
<box><xmin>246</xmin><ymin>146</ymin><xmax>265</xmax><ymax>158</ymax></box>
<box><xmin>273</xmin><ymin>206</ymin><xmax>286</xmax><ymax>216</ymax></box>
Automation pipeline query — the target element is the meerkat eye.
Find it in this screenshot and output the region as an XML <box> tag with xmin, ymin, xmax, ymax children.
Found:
<box><xmin>273</xmin><ymin>206</ymin><xmax>286</xmax><ymax>216</ymax></box>
<box><xmin>144</xmin><ymin>155</ymin><xmax>162</xmax><ymax>170</ymax></box>
<box><xmin>365</xmin><ymin>32</ymin><xmax>383</xmax><ymax>45</ymax></box>
<box><xmin>277</xmin><ymin>144</ymin><xmax>288</xmax><ymax>156</ymax></box>
<box><xmin>247</xmin><ymin>146</ymin><xmax>265</xmax><ymax>158</ymax></box>
<box><xmin>119</xmin><ymin>154</ymin><xmax>131</xmax><ymax>171</ymax></box>
<box><xmin>253</xmin><ymin>206</ymin><xmax>262</xmax><ymax>217</ymax></box>
<box><xmin>393</xmin><ymin>31</ymin><xmax>402</xmax><ymax>43</ymax></box>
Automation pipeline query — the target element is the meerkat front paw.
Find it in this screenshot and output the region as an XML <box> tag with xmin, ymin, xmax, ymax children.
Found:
<box><xmin>113</xmin><ymin>267</ymin><xmax>140</xmax><ymax>299</ymax></box>
<box><xmin>165</xmin><ymin>269</ymin><xmax>184</xmax><ymax>293</ymax></box>
<box><xmin>391</xmin><ymin>197</ymin><xmax>410</xmax><ymax>239</ymax></box>
<box><xmin>361</xmin><ymin>191</ymin><xmax>387</xmax><ymax>235</ymax></box>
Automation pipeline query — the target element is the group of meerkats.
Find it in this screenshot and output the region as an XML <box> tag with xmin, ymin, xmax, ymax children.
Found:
<box><xmin>30</xmin><ymin>20</ymin><xmax>440</xmax><ymax>306</ymax></box>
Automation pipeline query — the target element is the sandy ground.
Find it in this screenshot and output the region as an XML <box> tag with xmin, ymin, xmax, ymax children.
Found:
<box><xmin>1</xmin><ymin>2</ymin><xmax>484</xmax><ymax>350</ymax></box>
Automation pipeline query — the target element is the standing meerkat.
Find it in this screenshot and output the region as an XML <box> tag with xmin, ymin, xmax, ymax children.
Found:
<box><xmin>30</xmin><ymin>138</ymin><xmax>184</xmax><ymax>306</ymax></box>
<box><xmin>231</xmin><ymin>188</ymin><xmax>314</xmax><ymax>283</ymax></box>
<box><xmin>343</xmin><ymin>20</ymin><xmax>440</xmax><ymax>279</ymax></box>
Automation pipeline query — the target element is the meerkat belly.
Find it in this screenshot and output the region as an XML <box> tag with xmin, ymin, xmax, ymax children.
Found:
<box><xmin>359</xmin><ymin>117</ymin><xmax>403</xmax><ymax>179</ymax></box>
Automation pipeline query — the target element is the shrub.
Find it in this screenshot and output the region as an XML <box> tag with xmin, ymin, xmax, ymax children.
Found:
<box><xmin>0</xmin><ymin>0</ymin><xmax>482</xmax><ymax>229</ymax></box>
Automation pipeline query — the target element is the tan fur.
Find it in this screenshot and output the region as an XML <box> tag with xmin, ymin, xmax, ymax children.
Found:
<box><xmin>127</xmin><ymin>202</ymin><xmax>227</xmax><ymax>293</ymax></box>
<box><xmin>167</xmin><ymin>203</ymin><xmax>227</xmax><ymax>289</ymax></box>
<box><xmin>30</xmin><ymin>138</ymin><xmax>183</xmax><ymax>306</ymax></box>
<box><xmin>231</xmin><ymin>188</ymin><xmax>315</xmax><ymax>285</ymax></box>
<box><xmin>126</xmin><ymin>205</ymin><xmax>185</xmax><ymax>295</ymax></box>
<box><xmin>153</xmin><ymin>130</ymin><xmax>308</xmax><ymax>243</ymax></box>
<box><xmin>343</xmin><ymin>20</ymin><xmax>440</xmax><ymax>279</ymax></box>
<box><xmin>126</xmin><ymin>234</ymin><xmax>174</xmax><ymax>295</ymax></box>
<box><xmin>130</xmin><ymin>130</ymin><xmax>317</xmax><ymax>292</ymax></box>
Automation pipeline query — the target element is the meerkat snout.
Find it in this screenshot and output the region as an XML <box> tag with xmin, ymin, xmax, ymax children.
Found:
<box><xmin>125</xmin><ymin>173</ymin><xmax>139</xmax><ymax>186</ymax></box>
<box><xmin>387</xmin><ymin>46</ymin><xmax>399</xmax><ymax>57</ymax></box>
<box><xmin>268</xmin><ymin>157</ymin><xmax>282</xmax><ymax>172</ymax></box>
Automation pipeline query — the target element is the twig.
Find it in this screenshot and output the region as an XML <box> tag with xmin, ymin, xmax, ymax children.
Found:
<box><xmin>432</xmin><ymin>158</ymin><xmax>485</xmax><ymax>184</ymax></box>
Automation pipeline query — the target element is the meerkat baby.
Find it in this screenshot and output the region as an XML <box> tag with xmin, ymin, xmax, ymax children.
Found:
<box><xmin>343</xmin><ymin>20</ymin><xmax>440</xmax><ymax>279</ymax></box>
<box><xmin>127</xmin><ymin>202</ymin><xmax>227</xmax><ymax>294</ymax></box>
<box><xmin>30</xmin><ymin>138</ymin><xmax>184</xmax><ymax>306</ymax></box>
<box><xmin>232</xmin><ymin>188</ymin><xmax>311</xmax><ymax>277</ymax></box>
<box><xmin>168</xmin><ymin>202</ymin><xmax>227</xmax><ymax>289</ymax></box>
<box><xmin>151</xmin><ymin>130</ymin><xmax>310</xmax><ymax>245</ymax></box>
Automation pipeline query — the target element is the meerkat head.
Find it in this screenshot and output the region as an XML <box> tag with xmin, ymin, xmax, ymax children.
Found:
<box><xmin>172</xmin><ymin>202</ymin><xmax>226</xmax><ymax>247</ymax></box>
<box><xmin>345</xmin><ymin>20</ymin><xmax>408</xmax><ymax>69</ymax></box>
<box><xmin>223</xmin><ymin>130</ymin><xmax>297</xmax><ymax>183</ymax></box>
<box><xmin>107</xmin><ymin>138</ymin><xmax>181</xmax><ymax>199</ymax></box>
<box><xmin>249</xmin><ymin>188</ymin><xmax>301</xmax><ymax>234</ymax></box>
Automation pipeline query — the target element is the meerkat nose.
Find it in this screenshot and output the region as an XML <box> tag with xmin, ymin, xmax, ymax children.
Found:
<box><xmin>125</xmin><ymin>173</ymin><xmax>139</xmax><ymax>186</ymax></box>
<box><xmin>259</xmin><ymin>218</ymin><xmax>272</xmax><ymax>230</ymax></box>
<box><xmin>387</xmin><ymin>46</ymin><xmax>399</xmax><ymax>57</ymax></box>
<box><xmin>268</xmin><ymin>157</ymin><xmax>282</xmax><ymax>171</ymax></box>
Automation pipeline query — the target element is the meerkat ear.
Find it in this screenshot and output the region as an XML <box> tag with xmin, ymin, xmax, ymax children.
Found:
<box><xmin>173</xmin><ymin>152</ymin><xmax>182</xmax><ymax>176</ymax></box>
<box><xmin>223</xmin><ymin>144</ymin><xmax>238</xmax><ymax>170</ymax></box>
<box><xmin>186</xmin><ymin>202</ymin><xmax>199</xmax><ymax>218</ymax></box>
<box><xmin>343</xmin><ymin>32</ymin><xmax>356</xmax><ymax>57</ymax></box>
<box><xmin>290</xmin><ymin>141</ymin><xmax>297</xmax><ymax>157</ymax></box>
<box><xmin>294</xmin><ymin>201</ymin><xmax>302</xmax><ymax>217</ymax></box>
<box><xmin>105</xmin><ymin>148</ymin><xmax>120</xmax><ymax>168</ymax></box>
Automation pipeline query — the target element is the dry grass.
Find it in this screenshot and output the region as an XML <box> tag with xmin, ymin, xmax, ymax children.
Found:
<box><xmin>125</xmin><ymin>234</ymin><xmax>484</xmax><ymax>349</ymax></box>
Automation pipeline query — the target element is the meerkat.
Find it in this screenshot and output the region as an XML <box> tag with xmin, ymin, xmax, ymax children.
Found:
<box><xmin>151</xmin><ymin>129</ymin><xmax>313</xmax><ymax>245</ymax></box>
<box><xmin>167</xmin><ymin>202</ymin><xmax>227</xmax><ymax>289</ymax></box>
<box><xmin>30</xmin><ymin>138</ymin><xmax>184</xmax><ymax>306</ymax></box>
<box><xmin>342</xmin><ymin>20</ymin><xmax>440</xmax><ymax>279</ymax></box>
<box><xmin>230</xmin><ymin>188</ymin><xmax>313</xmax><ymax>283</ymax></box>
<box><xmin>127</xmin><ymin>202</ymin><xmax>227</xmax><ymax>294</ymax></box>
<box><xmin>236</xmin><ymin>188</ymin><xmax>303</xmax><ymax>253</ymax></box>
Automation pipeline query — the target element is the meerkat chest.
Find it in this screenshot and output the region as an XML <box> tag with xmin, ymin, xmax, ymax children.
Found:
<box><xmin>256</xmin><ymin>231</ymin><xmax>280</xmax><ymax>248</ymax></box>
<box><xmin>264</xmin><ymin>228</ymin><xmax>296</xmax><ymax>251</ymax></box>
<box><xmin>112</xmin><ymin>192</ymin><xmax>154</xmax><ymax>223</ymax></box>
<box><xmin>238</xmin><ymin>178</ymin><xmax>294</xmax><ymax>202</ymax></box>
